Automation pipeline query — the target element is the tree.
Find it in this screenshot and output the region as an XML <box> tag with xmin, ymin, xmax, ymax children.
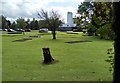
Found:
<box><xmin>38</xmin><ymin>9</ymin><xmax>62</xmax><ymax>39</ymax></box>
<box><xmin>25</xmin><ymin>18</ymin><xmax>31</xmax><ymax>29</ymax></box>
<box><xmin>92</xmin><ymin>2</ymin><xmax>113</xmax><ymax>36</ymax></box>
<box><xmin>11</xmin><ymin>21</ymin><xmax>17</xmax><ymax>29</ymax></box>
<box><xmin>78</xmin><ymin>1</ymin><xmax>94</xmax><ymax>21</ymax></box>
<box><xmin>29</xmin><ymin>18</ymin><xmax>39</xmax><ymax>30</ymax></box>
<box><xmin>1</xmin><ymin>15</ymin><xmax>7</xmax><ymax>29</ymax></box>
<box><xmin>77</xmin><ymin>1</ymin><xmax>95</xmax><ymax>35</ymax></box>
<box><xmin>16</xmin><ymin>17</ymin><xmax>27</xmax><ymax>29</ymax></box>
<box><xmin>38</xmin><ymin>20</ymin><xmax>48</xmax><ymax>28</ymax></box>
<box><xmin>112</xmin><ymin>2</ymin><xmax>120</xmax><ymax>83</ymax></box>
<box><xmin>77</xmin><ymin>2</ymin><xmax>114</xmax><ymax>38</ymax></box>
<box><xmin>34</xmin><ymin>20</ymin><xmax>39</xmax><ymax>30</ymax></box>
<box><xmin>29</xmin><ymin>20</ymin><xmax>35</xmax><ymax>30</ymax></box>
<box><xmin>1</xmin><ymin>15</ymin><xmax>12</xmax><ymax>29</ymax></box>
<box><xmin>6</xmin><ymin>20</ymin><xmax>11</xmax><ymax>28</ymax></box>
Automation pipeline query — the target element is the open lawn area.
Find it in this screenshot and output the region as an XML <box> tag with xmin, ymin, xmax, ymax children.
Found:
<box><xmin>2</xmin><ymin>31</ymin><xmax>113</xmax><ymax>81</ymax></box>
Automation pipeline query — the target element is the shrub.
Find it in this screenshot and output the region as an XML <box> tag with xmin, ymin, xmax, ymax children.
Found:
<box><xmin>87</xmin><ymin>24</ymin><xmax>96</xmax><ymax>36</ymax></box>
<box><xmin>105</xmin><ymin>43</ymin><xmax>114</xmax><ymax>73</ymax></box>
<box><xmin>97</xmin><ymin>24</ymin><xmax>115</xmax><ymax>40</ymax></box>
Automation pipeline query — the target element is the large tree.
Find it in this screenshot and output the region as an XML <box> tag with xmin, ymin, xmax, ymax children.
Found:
<box><xmin>38</xmin><ymin>9</ymin><xmax>62</xmax><ymax>39</ymax></box>
<box><xmin>77</xmin><ymin>2</ymin><xmax>113</xmax><ymax>38</ymax></box>
<box><xmin>92</xmin><ymin>2</ymin><xmax>113</xmax><ymax>37</ymax></box>
<box><xmin>112</xmin><ymin>2</ymin><xmax>120</xmax><ymax>83</ymax></box>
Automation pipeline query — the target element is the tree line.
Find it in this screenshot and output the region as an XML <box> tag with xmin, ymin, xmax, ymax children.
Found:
<box><xmin>1</xmin><ymin>15</ymin><xmax>49</xmax><ymax>30</ymax></box>
<box><xmin>1</xmin><ymin>9</ymin><xmax>63</xmax><ymax>39</ymax></box>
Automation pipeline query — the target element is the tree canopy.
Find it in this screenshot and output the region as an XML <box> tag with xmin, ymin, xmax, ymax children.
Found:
<box><xmin>76</xmin><ymin>2</ymin><xmax>114</xmax><ymax>39</ymax></box>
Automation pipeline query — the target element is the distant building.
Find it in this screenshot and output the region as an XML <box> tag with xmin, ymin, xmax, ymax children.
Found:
<box><xmin>67</xmin><ymin>12</ymin><xmax>74</xmax><ymax>27</ymax></box>
<box><xmin>59</xmin><ymin>12</ymin><xmax>77</xmax><ymax>31</ymax></box>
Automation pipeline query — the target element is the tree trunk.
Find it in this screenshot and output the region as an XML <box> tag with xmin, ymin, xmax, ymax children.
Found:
<box><xmin>42</xmin><ymin>48</ymin><xmax>54</xmax><ymax>64</ymax></box>
<box><xmin>52</xmin><ymin>29</ymin><xmax>56</xmax><ymax>39</ymax></box>
<box><xmin>113</xmin><ymin>2</ymin><xmax>120</xmax><ymax>83</ymax></box>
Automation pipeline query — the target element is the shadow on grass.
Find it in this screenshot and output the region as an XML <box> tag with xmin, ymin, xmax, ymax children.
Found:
<box><xmin>29</xmin><ymin>35</ymin><xmax>42</xmax><ymax>38</ymax></box>
<box><xmin>65</xmin><ymin>40</ymin><xmax>92</xmax><ymax>44</ymax></box>
<box><xmin>58</xmin><ymin>36</ymin><xmax>78</xmax><ymax>38</ymax></box>
<box><xmin>2</xmin><ymin>34</ymin><xmax>22</xmax><ymax>37</ymax></box>
<box><xmin>66</xmin><ymin>32</ymin><xmax>79</xmax><ymax>34</ymax></box>
<box><xmin>13</xmin><ymin>38</ymin><xmax>32</xmax><ymax>42</ymax></box>
<box><xmin>39</xmin><ymin>60</ymin><xmax>59</xmax><ymax>65</ymax></box>
<box><xmin>12</xmin><ymin>35</ymin><xmax>42</xmax><ymax>42</ymax></box>
<box><xmin>38</xmin><ymin>33</ymin><xmax>51</xmax><ymax>36</ymax></box>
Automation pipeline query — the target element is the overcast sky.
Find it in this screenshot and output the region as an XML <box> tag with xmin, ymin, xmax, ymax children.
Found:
<box><xmin>1</xmin><ymin>0</ymin><xmax>85</xmax><ymax>23</ymax></box>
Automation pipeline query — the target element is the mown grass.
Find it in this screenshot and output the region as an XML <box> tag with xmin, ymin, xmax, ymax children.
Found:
<box><xmin>2</xmin><ymin>31</ymin><xmax>113</xmax><ymax>81</ymax></box>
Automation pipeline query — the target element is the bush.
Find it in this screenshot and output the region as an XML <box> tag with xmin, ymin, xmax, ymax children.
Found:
<box><xmin>105</xmin><ymin>43</ymin><xmax>114</xmax><ymax>73</ymax></box>
<box><xmin>87</xmin><ymin>24</ymin><xmax>96</xmax><ymax>36</ymax></box>
<box><xmin>97</xmin><ymin>24</ymin><xmax>115</xmax><ymax>40</ymax></box>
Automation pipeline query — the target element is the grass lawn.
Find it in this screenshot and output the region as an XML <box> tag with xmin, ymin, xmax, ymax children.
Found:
<box><xmin>2</xmin><ymin>30</ymin><xmax>113</xmax><ymax>81</ymax></box>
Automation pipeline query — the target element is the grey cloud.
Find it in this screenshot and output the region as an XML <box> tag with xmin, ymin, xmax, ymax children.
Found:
<box><xmin>1</xmin><ymin>0</ymin><xmax>38</xmax><ymax>20</ymax></box>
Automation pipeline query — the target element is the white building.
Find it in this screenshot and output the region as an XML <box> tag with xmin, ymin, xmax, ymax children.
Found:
<box><xmin>61</xmin><ymin>12</ymin><xmax>76</xmax><ymax>27</ymax></box>
<box><xmin>59</xmin><ymin>12</ymin><xmax>77</xmax><ymax>31</ymax></box>
<box><xmin>67</xmin><ymin>12</ymin><xmax>74</xmax><ymax>27</ymax></box>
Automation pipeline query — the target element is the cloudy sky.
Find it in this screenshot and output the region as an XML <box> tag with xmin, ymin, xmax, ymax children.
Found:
<box><xmin>1</xmin><ymin>0</ymin><xmax>85</xmax><ymax>23</ymax></box>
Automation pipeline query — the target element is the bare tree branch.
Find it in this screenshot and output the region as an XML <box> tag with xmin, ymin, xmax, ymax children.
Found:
<box><xmin>37</xmin><ymin>9</ymin><xmax>62</xmax><ymax>39</ymax></box>
<box><xmin>37</xmin><ymin>9</ymin><xmax>48</xmax><ymax>20</ymax></box>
